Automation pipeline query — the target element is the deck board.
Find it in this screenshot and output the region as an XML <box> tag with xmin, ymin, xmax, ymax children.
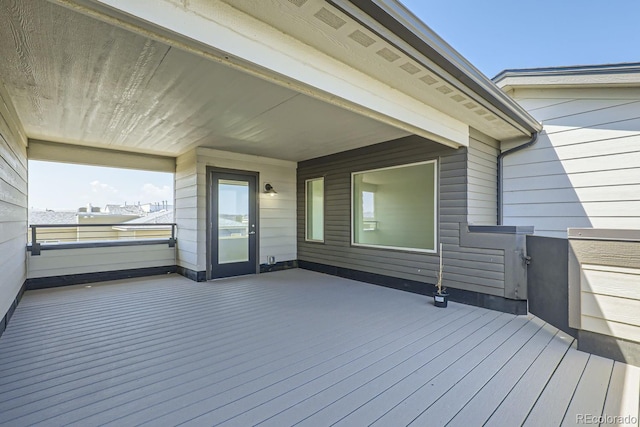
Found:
<box><xmin>561</xmin><ymin>355</ymin><xmax>614</xmax><ymax>426</ymax></box>
<box><xmin>523</xmin><ymin>345</ymin><xmax>590</xmax><ymax>427</ymax></box>
<box><xmin>0</xmin><ymin>270</ymin><xmax>637</xmax><ymax>427</ymax></box>
<box><xmin>484</xmin><ymin>329</ymin><xmax>573</xmax><ymax>426</ymax></box>
<box><xmin>317</xmin><ymin>314</ymin><xmax>527</xmax><ymax>427</ymax></box>
<box><xmin>601</xmin><ymin>362</ymin><xmax>640</xmax><ymax>427</ymax></box>
<box><xmin>400</xmin><ymin>317</ymin><xmax>549</xmax><ymax>427</ymax></box>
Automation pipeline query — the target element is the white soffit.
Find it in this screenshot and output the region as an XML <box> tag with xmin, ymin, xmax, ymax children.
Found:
<box><xmin>222</xmin><ymin>0</ymin><xmax>527</xmax><ymax>140</ymax></box>
<box><xmin>64</xmin><ymin>0</ymin><xmax>470</xmax><ymax>148</ymax></box>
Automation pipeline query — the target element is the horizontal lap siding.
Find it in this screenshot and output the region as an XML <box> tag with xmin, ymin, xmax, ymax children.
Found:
<box><xmin>297</xmin><ymin>136</ymin><xmax>506</xmax><ymax>297</ymax></box>
<box><xmin>503</xmin><ymin>88</ymin><xmax>640</xmax><ymax>237</ymax></box>
<box><xmin>27</xmin><ymin>244</ymin><xmax>175</xmax><ymax>278</ymax></box>
<box><xmin>577</xmin><ymin>243</ymin><xmax>640</xmax><ymax>343</ymax></box>
<box><xmin>467</xmin><ymin>129</ymin><xmax>498</xmax><ymax>225</ymax></box>
<box><xmin>0</xmin><ymin>84</ymin><xmax>27</xmax><ymax>320</ymax></box>
<box><xmin>175</xmin><ymin>150</ymin><xmax>199</xmax><ymax>272</ymax></box>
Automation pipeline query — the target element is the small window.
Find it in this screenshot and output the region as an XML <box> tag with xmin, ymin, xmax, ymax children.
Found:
<box><xmin>361</xmin><ymin>191</ymin><xmax>377</xmax><ymax>231</ymax></box>
<box><xmin>352</xmin><ymin>160</ymin><xmax>437</xmax><ymax>252</ymax></box>
<box><xmin>305</xmin><ymin>177</ymin><xmax>324</xmax><ymax>242</ymax></box>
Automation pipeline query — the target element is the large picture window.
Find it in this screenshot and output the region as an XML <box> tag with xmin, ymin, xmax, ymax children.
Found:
<box><xmin>352</xmin><ymin>161</ymin><xmax>437</xmax><ymax>252</ymax></box>
<box><xmin>305</xmin><ymin>177</ymin><xmax>324</xmax><ymax>242</ymax></box>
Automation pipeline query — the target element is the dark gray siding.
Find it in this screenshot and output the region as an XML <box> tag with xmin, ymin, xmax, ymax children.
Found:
<box><xmin>297</xmin><ymin>136</ymin><xmax>505</xmax><ymax>297</ymax></box>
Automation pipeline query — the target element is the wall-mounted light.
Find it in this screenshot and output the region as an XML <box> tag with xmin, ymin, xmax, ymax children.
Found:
<box><xmin>264</xmin><ymin>183</ymin><xmax>277</xmax><ymax>196</ymax></box>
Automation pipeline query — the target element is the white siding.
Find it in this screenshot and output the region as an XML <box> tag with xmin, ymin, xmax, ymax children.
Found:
<box><xmin>503</xmin><ymin>88</ymin><xmax>640</xmax><ymax>237</ymax></box>
<box><xmin>467</xmin><ymin>129</ymin><xmax>498</xmax><ymax>225</ymax></box>
<box><xmin>27</xmin><ymin>244</ymin><xmax>175</xmax><ymax>279</ymax></box>
<box><xmin>175</xmin><ymin>148</ymin><xmax>297</xmax><ymax>274</ymax></box>
<box><xmin>175</xmin><ymin>150</ymin><xmax>199</xmax><ymax>272</ymax></box>
<box><xmin>0</xmin><ymin>83</ymin><xmax>27</xmax><ymax>319</ymax></box>
<box><xmin>580</xmin><ymin>264</ymin><xmax>640</xmax><ymax>343</ymax></box>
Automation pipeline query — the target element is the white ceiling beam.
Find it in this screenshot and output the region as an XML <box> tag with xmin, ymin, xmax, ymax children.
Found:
<box><xmin>28</xmin><ymin>139</ymin><xmax>176</xmax><ymax>172</ymax></box>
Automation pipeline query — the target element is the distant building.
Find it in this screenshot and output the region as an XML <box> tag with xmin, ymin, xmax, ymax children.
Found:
<box><xmin>28</xmin><ymin>202</ymin><xmax>174</xmax><ymax>243</ymax></box>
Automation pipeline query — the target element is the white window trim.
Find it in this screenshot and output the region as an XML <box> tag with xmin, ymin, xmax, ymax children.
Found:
<box><xmin>351</xmin><ymin>160</ymin><xmax>438</xmax><ymax>253</ymax></box>
<box><xmin>305</xmin><ymin>177</ymin><xmax>325</xmax><ymax>243</ymax></box>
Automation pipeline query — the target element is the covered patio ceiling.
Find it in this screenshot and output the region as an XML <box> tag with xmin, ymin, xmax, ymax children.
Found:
<box><xmin>0</xmin><ymin>0</ymin><xmax>411</xmax><ymax>161</ymax></box>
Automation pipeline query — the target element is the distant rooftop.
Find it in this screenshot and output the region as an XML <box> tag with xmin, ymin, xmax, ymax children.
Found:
<box><xmin>494</xmin><ymin>62</ymin><xmax>640</xmax><ymax>90</ymax></box>
<box><xmin>28</xmin><ymin>210</ymin><xmax>77</xmax><ymax>225</ymax></box>
<box><xmin>29</xmin><ymin>202</ymin><xmax>174</xmax><ymax>225</ymax></box>
<box><xmin>494</xmin><ymin>62</ymin><xmax>640</xmax><ymax>81</ymax></box>
<box><xmin>123</xmin><ymin>210</ymin><xmax>174</xmax><ymax>224</ymax></box>
<box><xmin>103</xmin><ymin>204</ymin><xmax>146</xmax><ymax>216</ymax></box>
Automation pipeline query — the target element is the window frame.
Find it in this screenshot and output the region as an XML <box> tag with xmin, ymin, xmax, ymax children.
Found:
<box><xmin>305</xmin><ymin>176</ymin><xmax>325</xmax><ymax>243</ymax></box>
<box><xmin>350</xmin><ymin>160</ymin><xmax>438</xmax><ymax>253</ymax></box>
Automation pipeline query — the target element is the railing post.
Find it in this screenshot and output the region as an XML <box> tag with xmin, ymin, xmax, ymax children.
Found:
<box><xmin>31</xmin><ymin>226</ymin><xmax>41</xmax><ymax>256</ymax></box>
<box><xmin>169</xmin><ymin>224</ymin><xmax>176</xmax><ymax>248</ymax></box>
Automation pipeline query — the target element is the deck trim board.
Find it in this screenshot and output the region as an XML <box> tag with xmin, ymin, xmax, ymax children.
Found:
<box><xmin>0</xmin><ymin>270</ymin><xmax>636</xmax><ymax>426</ymax></box>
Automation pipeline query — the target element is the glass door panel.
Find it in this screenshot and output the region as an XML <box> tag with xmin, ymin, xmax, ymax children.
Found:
<box><xmin>218</xmin><ymin>179</ymin><xmax>249</xmax><ymax>264</ymax></box>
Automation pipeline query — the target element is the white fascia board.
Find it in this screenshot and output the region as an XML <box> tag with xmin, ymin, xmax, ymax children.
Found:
<box><xmin>495</xmin><ymin>73</ymin><xmax>640</xmax><ymax>91</ymax></box>
<box><xmin>63</xmin><ymin>0</ymin><xmax>468</xmax><ymax>148</ymax></box>
<box><xmin>346</xmin><ymin>0</ymin><xmax>540</xmax><ymax>136</ymax></box>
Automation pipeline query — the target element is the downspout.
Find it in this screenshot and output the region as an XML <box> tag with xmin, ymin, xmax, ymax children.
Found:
<box><xmin>497</xmin><ymin>132</ymin><xmax>539</xmax><ymax>225</ymax></box>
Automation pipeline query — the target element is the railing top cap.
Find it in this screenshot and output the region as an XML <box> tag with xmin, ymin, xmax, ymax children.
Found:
<box><xmin>30</xmin><ymin>223</ymin><xmax>176</xmax><ymax>228</ymax></box>
<box><xmin>568</xmin><ymin>228</ymin><xmax>640</xmax><ymax>242</ymax></box>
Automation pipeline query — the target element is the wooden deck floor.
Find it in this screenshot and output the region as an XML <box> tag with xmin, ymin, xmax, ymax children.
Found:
<box><xmin>0</xmin><ymin>270</ymin><xmax>638</xmax><ymax>427</ymax></box>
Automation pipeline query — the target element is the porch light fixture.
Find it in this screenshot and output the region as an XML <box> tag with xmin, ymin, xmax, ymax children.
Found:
<box><xmin>264</xmin><ymin>183</ymin><xmax>277</xmax><ymax>196</ymax></box>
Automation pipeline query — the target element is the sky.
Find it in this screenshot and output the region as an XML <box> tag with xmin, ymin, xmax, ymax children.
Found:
<box><xmin>400</xmin><ymin>0</ymin><xmax>640</xmax><ymax>78</ymax></box>
<box><xmin>28</xmin><ymin>1</ymin><xmax>639</xmax><ymax>210</ymax></box>
<box><xmin>29</xmin><ymin>161</ymin><xmax>173</xmax><ymax>211</ymax></box>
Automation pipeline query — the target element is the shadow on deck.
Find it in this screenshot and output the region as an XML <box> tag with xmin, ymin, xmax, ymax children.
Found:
<box><xmin>0</xmin><ymin>269</ymin><xmax>638</xmax><ymax>426</ymax></box>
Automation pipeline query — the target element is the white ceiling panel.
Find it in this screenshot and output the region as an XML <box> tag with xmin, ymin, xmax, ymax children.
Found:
<box><xmin>0</xmin><ymin>0</ymin><xmax>410</xmax><ymax>161</ymax></box>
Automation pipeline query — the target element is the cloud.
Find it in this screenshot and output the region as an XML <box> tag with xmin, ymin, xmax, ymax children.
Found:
<box><xmin>90</xmin><ymin>180</ymin><xmax>118</xmax><ymax>194</ymax></box>
<box><xmin>140</xmin><ymin>183</ymin><xmax>172</xmax><ymax>200</ymax></box>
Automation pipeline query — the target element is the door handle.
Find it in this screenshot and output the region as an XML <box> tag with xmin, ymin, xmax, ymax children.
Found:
<box><xmin>248</xmin><ymin>231</ymin><xmax>256</xmax><ymax>235</ymax></box>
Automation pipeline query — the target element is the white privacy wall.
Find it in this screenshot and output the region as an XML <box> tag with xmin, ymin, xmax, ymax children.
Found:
<box><xmin>175</xmin><ymin>147</ymin><xmax>297</xmax><ymax>274</ymax></box>
<box><xmin>502</xmin><ymin>87</ymin><xmax>640</xmax><ymax>237</ymax></box>
<box><xmin>0</xmin><ymin>83</ymin><xmax>27</xmax><ymax>319</ymax></box>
